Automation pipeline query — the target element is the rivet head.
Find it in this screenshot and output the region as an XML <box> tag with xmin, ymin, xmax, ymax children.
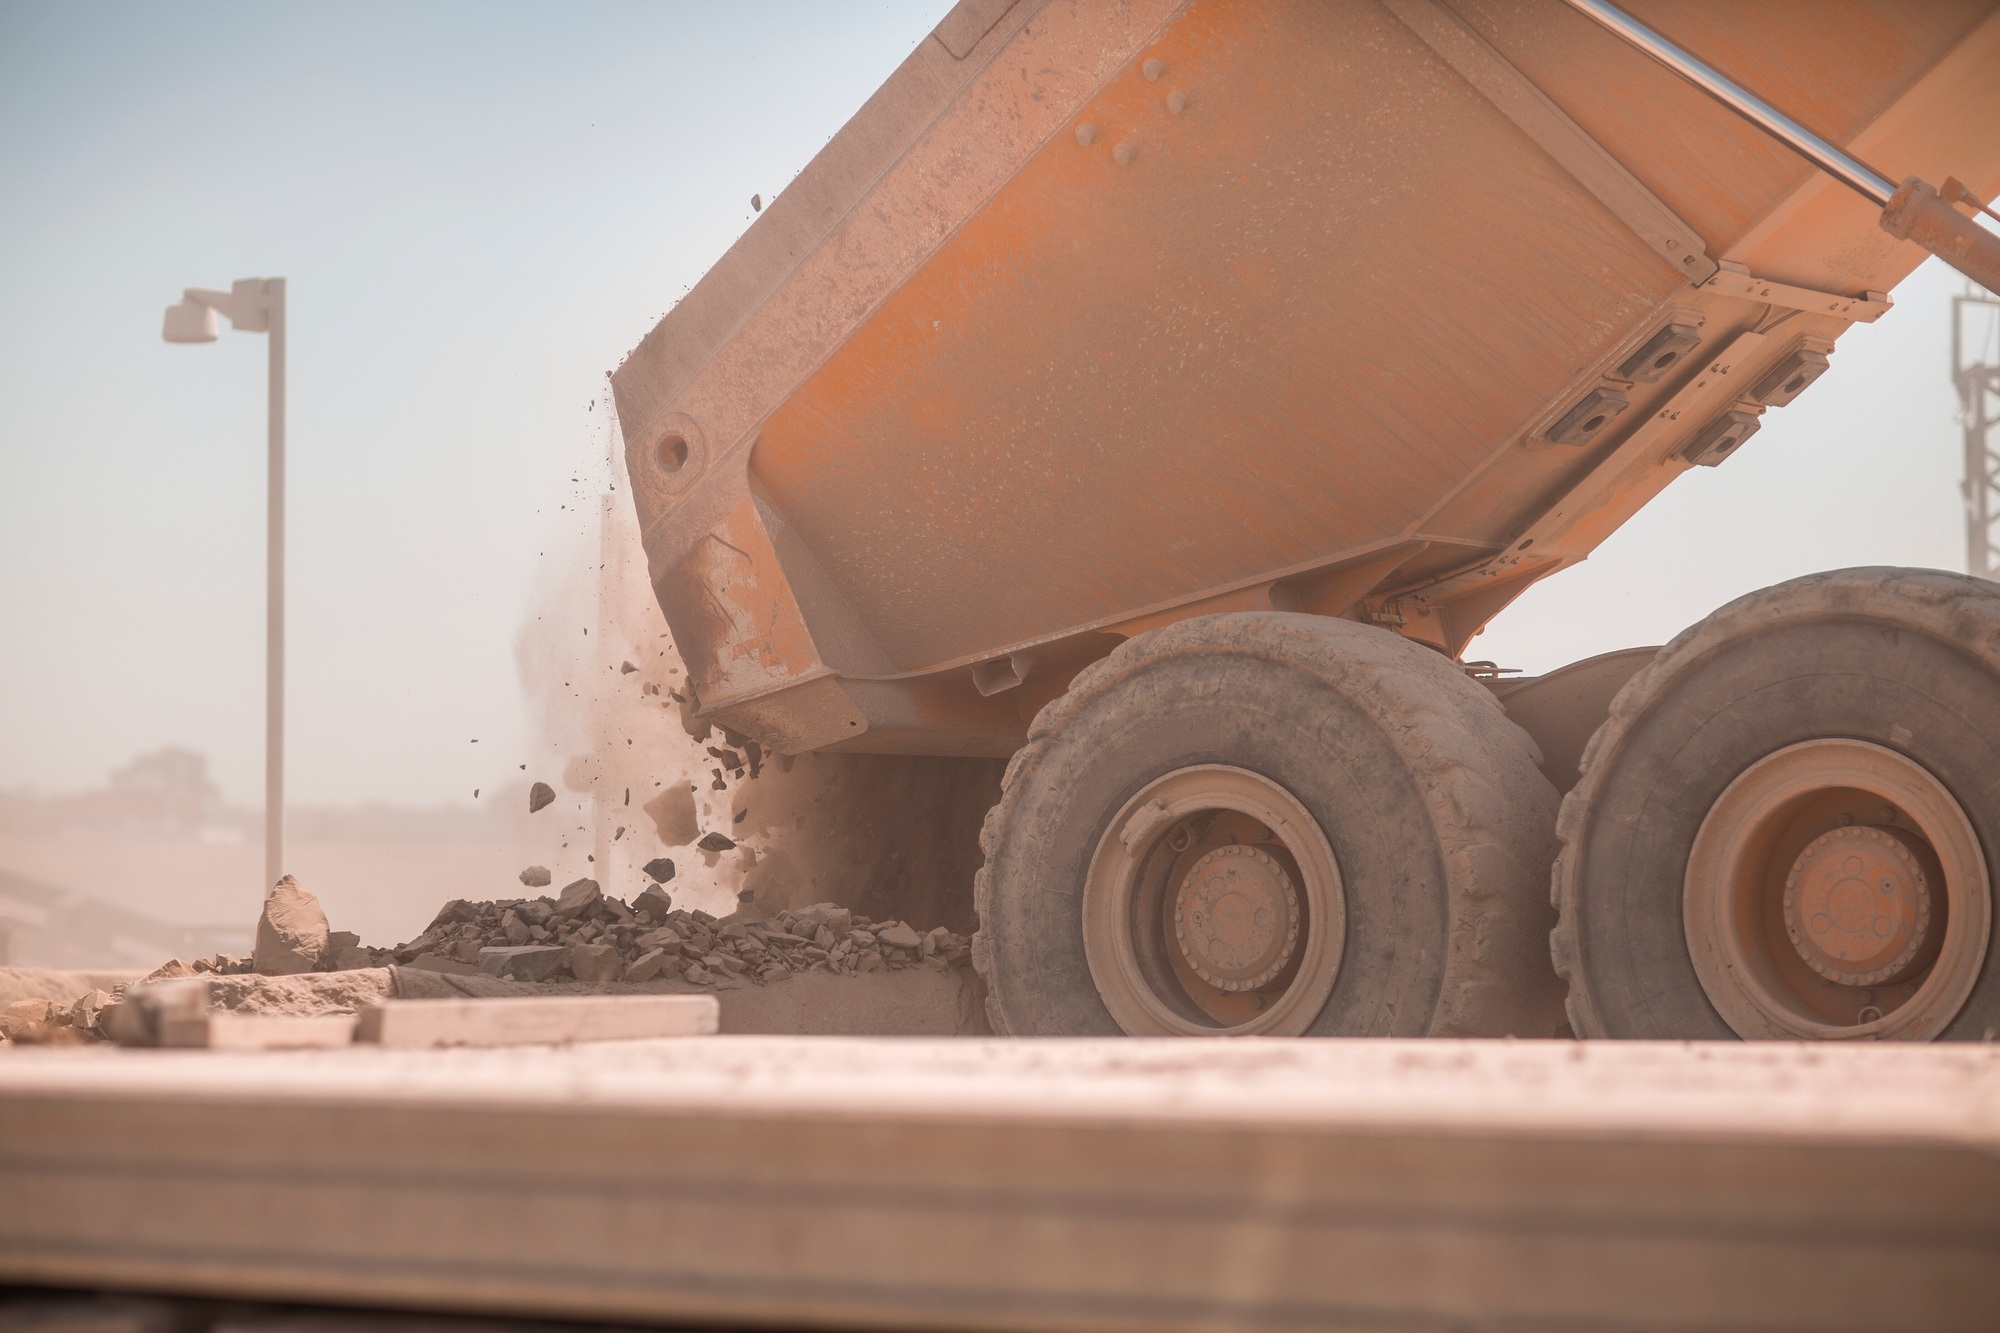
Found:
<box><xmin>1167</xmin><ymin>89</ymin><xmax>1190</xmax><ymax>115</ymax></box>
<box><xmin>1142</xmin><ymin>58</ymin><xmax>1168</xmax><ymax>81</ymax></box>
<box><xmin>1113</xmin><ymin>141</ymin><xmax>1138</xmax><ymax>166</ymax></box>
<box><xmin>1075</xmin><ymin>122</ymin><xmax>1098</xmax><ymax>147</ymax></box>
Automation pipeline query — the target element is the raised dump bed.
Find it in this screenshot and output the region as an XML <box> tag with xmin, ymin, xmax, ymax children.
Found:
<box><xmin>612</xmin><ymin>2</ymin><xmax>2000</xmax><ymax>1044</ymax></box>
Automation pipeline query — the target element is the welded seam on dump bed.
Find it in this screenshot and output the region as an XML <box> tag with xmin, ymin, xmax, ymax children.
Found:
<box><xmin>694</xmin><ymin>535</ymin><xmax>1497</xmax><ymax>699</ymax></box>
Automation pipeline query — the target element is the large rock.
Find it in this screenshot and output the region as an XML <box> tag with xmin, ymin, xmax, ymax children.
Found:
<box><xmin>479</xmin><ymin>945</ymin><xmax>569</xmax><ymax>983</ymax></box>
<box><xmin>623</xmin><ymin>949</ymin><xmax>669</xmax><ymax>984</ymax></box>
<box><xmin>793</xmin><ymin>904</ymin><xmax>854</xmax><ymax>939</ymax></box>
<box><xmin>322</xmin><ymin>931</ymin><xmax>373</xmax><ymax>971</ymax></box>
<box><xmin>553</xmin><ymin>878</ymin><xmax>602</xmax><ymax>919</ymax></box>
<box><xmin>253</xmin><ymin>876</ymin><xmax>330</xmax><ymax>976</ymax></box>
<box><xmin>567</xmin><ymin>943</ymin><xmax>622</xmax><ymax>988</ymax></box>
<box><xmin>409</xmin><ymin>952</ymin><xmax>483</xmax><ymax>976</ymax></box>
<box><xmin>1</xmin><ymin>998</ymin><xmax>57</xmax><ymax>1039</ymax></box>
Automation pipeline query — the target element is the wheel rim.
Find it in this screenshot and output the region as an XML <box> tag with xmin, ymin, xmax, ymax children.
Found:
<box><xmin>1684</xmin><ymin>739</ymin><xmax>1991</xmax><ymax>1040</ymax></box>
<box><xmin>1083</xmin><ymin>765</ymin><xmax>1343</xmax><ymax>1035</ymax></box>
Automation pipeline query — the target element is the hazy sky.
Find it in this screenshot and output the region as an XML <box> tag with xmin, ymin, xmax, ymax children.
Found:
<box><xmin>0</xmin><ymin>0</ymin><xmax>955</xmax><ymax>806</ymax></box>
<box><xmin>0</xmin><ymin>2</ymin><xmax>1991</xmax><ymax>808</ymax></box>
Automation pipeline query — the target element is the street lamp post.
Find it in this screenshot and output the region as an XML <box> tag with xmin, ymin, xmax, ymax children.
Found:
<box><xmin>163</xmin><ymin>278</ymin><xmax>288</xmax><ymax>895</ymax></box>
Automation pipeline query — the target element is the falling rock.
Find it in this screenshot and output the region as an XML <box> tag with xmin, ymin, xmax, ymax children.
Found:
<box><xmin>568</xmin><ymin>942</ymin><xmax>622</xmax><ymax>988</ymax></box>
<box><xmin>876</xmin><ymin>922</ymin><xmax>922</xmax><ymax>950</ymax></box>
<box><xmin>635</xmin><ymin>882</ymin><xmax>674</xmax><ymax>920</ymax></box>
<box><xmin>644</xmin><ymin>786</ymin><xmax>700</xmax><ymax>846</ymax></box>
<box><xmin>622</xmin><ymin>948</ymin><xmax>668</xmax><ymax>984</ymax></box>
<box><xmin>554</xmin><ymin>878</ymin><xmax>603</xmax><ymax>918</ymax></box>
<box><xmin>642</xmin><ymin>857</ymin><xmax>676</xmax><ymax>883</ymax></box>
<box><xmin>620</xmin><ymin>660</ymin><xmax>638</xmax><ymax>674</ymax></box>
<box><xmin>519</xmin><ymin>865</ymin><xmax>553</xmax><ymax>888</ymax></box>
<box><xmin>528</xmin><ymin>782</ymin><xmax>556</xmax><ymax>814</ymax></box>
<box><xmin>478</xmin><ymin>945</ymin><xmax>569</xmax><ymax>982</ymax></box>
<box><xmin>254</xmin><ymin>876</ymin><xmax>330</xmax><ymax>977</ymax></box>
<box><xmin>697</xmin><ymin>832</ymin><xmax>737</xmax><ymax>853</ymax></box>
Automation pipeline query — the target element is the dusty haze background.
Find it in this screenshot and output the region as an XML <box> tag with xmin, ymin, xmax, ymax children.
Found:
<box><xmin>0</xmin><ymin>0</ymin><xmax>1987</xmax><ymax>959</ymax></box>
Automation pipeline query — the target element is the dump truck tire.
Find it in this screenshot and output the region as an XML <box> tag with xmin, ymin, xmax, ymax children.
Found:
<box><xmin>972</xmin><ymin>612</ymin><xmax>1564</xmax><ymax>1038</ymax></box>
<box><xmin>1554</xmin><ymin>568</ymin><xmax>2000</xmax><ymax>1041</ymax></box>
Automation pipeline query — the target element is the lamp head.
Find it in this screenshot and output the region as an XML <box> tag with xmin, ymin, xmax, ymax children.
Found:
<box><xmin>162</xmin><ymin>297</ymin><xmax>218</xmax><ymax>344</ymax></box>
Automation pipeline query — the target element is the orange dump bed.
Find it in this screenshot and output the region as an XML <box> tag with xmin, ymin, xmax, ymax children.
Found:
<box><xmin>610</xmin><ymin>0</ymin><xmax>2000</xmax><ymax>758</ymax></box>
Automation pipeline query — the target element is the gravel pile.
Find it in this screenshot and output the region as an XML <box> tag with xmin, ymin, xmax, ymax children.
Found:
<box><xmin>385</xmin><ymin>876</ymin><xmax>972</xmax><ymax>989</ymax></box>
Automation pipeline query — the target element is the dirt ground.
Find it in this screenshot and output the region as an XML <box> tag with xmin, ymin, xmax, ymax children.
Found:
<box><xmin>0</xmin><ymin>960</ymin><xmax>991</xmax><ymax>1039</ymax></box>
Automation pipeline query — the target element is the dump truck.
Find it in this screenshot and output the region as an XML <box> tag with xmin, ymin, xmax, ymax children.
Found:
<box><xmin>610</xmin><ymin>0</ymin><xmax>2000</xmax><ymax>1043</ymax></box>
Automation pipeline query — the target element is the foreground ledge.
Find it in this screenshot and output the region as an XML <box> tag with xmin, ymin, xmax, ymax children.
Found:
<box><xmin>2</xmin><ymin>1038</ymin><xmax>1997</xmax><ymax>1332</ymax></box>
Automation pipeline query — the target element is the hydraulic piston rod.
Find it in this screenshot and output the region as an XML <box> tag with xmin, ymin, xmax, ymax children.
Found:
<box><xmin>1560</xmin><ymin>0</ymin><xmax>2000</xmax><ymax>294</ymax></box>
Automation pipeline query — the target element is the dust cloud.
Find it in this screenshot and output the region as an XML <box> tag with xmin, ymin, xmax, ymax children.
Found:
<box><xmin>514</xmin><ymin>401</ymin><xmax>1003</xmax><ymax>932</ymax></box>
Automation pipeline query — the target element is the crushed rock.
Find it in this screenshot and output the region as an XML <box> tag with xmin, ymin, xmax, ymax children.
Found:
<box><xmin>378</xmin><ymin>887</ymin><xmax>973</xmax><ymax>990</ymax></box>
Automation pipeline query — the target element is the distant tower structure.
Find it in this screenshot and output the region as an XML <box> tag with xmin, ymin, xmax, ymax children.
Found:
<box><xmin>1958</xmin><ymin>291</ymin><xmax>2000</xmax><ymax>582</ymax></box>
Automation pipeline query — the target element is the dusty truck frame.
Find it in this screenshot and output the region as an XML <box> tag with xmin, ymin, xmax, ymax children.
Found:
<box><xmin>611</xmin><ymin>0</ymin><xmax>2000</xmax><ymax>1042</ymax></box>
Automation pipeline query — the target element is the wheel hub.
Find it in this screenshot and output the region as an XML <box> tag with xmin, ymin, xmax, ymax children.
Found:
<box><xmin>1782</xmin><ymin>825</ymin><xmax>1932</xmax><ymax>986</ymax></box>
<box><xmin>1173</xmin><ymin>844</ymin><xmax>1300</xmax><ymax>991</ymax></box>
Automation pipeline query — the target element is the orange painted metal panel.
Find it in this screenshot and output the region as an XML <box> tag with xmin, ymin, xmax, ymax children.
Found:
<box><xmin>611</xmin><ymin>0</ymin><xmax>2000</xmax><ymax>756</ymax></box>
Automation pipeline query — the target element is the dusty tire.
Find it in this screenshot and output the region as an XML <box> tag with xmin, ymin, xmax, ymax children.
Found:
<box><xmin>1554</xmin><ymin>568</ymin><xmax>2000</xmax><ymax>1041</ymax></box>
<box><xmin>972</xmin><ymin>612</ymin><xmax>1563</xmax><ymax>1038</ymax></box>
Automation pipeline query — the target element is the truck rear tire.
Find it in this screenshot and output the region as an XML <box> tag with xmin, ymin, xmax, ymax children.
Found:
<box><xmin>972</xmin><ymin>612</ymin><xmax>1564</xmax><ymax>1037</ymax></box>
<box><xmin>1553</xmin><ymin>568</ymin><xmax>2000</xmax><ymax>1041</ymax></box>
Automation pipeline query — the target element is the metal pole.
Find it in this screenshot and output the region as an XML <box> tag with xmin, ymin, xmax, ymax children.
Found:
<box><xmin>1557</xmin><ymin>0</ymin><xmax>1898</xmax><ymax>206</ymax></box>
<box><xmin>1959</xmin><ymin>293</ymin><xmax>2000</xmax><ymax>583</ymax></box>
<box><xmin>593</xmin><ymin>487</ymin><xmax>614</xmax><ymax>885</ymax></box>
<box><xmin>266</xmin><ymin>278</ymin><xmax>287</xmax><ymax>892</ymax></box>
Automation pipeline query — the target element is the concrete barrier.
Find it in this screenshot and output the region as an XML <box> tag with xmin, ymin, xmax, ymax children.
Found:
<box><xmin>2</xmin><ymin>1037</ymin><xmax>1996</xmax><ymax>1331</ymax></box>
